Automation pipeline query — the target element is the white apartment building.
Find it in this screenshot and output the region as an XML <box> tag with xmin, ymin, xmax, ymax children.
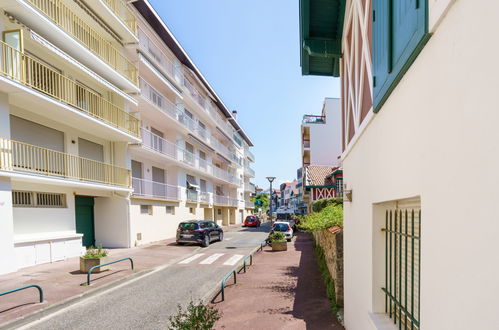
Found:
<box><xmin>300</xmin><ymin>97</ymin><xmax>341</xmax><ymax>208</ymax></box>
<box><xmin>128</xmin><ymin>1</ymin><xmax>255</xmax><ymax>246</ymax></box>
<box><xmin>0</xmin><ymin>0</ymin><xmax>255</xmax><ymax>275</ymax></box>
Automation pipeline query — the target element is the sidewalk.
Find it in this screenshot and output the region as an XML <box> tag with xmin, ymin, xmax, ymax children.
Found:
<box><xmin>0</xmin><ymin>236</ymin><xmax>201</xmax><ymax>326</ymax></box>
<box><xmin>213</xmin><ymin>232</ymin><xmax>343</xmax><ymax>330</ymax></box>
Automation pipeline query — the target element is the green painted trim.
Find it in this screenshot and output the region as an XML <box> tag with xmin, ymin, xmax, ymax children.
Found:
<box><xmin>330</xmin><ymin>169</ymin><xmax>343</xmax><ymax>176</ymax></box>
<box><xmin>374</xmin><ymin>0</ymin><xmax>431</xmax><ymax>113</ymax></box>
<box><xmin>374</xmin><ymin>33</ymin><xmax>431</xmax><ymax>113</ymax></box>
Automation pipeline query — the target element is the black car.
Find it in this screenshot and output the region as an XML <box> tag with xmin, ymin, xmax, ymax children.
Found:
<box><xmin>176</xmin><ymin>220</ymin><xmax>223</xmax><ymax>247</ymax></box>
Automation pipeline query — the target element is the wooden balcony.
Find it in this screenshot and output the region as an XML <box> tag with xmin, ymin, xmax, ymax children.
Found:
<box><xmin>0</xmin><ymin>40</ymin><xmax>140</xmax><ymax>138</ymax></box>
<box><xmin>0</xmin><ymin>138</ymin><xmax>131</xmax><ymax>188</ymax></box>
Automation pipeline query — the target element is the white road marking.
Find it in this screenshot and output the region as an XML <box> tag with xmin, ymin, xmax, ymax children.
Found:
<box><xmin>225</xmin><ymin>237</ymin><xmax>233</xmax><ymax>241</ymax></box>
<box><xmin>200</xmin><ymin>253</ymin><xmax>225</xmax><ymax>265</ymax></box>
<box><xmin>178</xmin><ymin>253</ymin><xmax>205</xmax><ymax>264</ymax></box>
<box><xmin>223</xmin><ymin>254</ymin><xmax>244</xmax><ymax>266</ymax></box>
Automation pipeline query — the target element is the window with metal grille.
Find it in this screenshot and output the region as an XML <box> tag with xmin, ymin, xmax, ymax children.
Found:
<box><xmin>12</xmin><ymin>191</ymin><xmax>66</xmax><ymax>208</ymax></box>
<box><xmin>165</xmin><ymin>206</ymin><xmax>175</xmax><ymax>215</ymax></box>
<box><xmin>382</xmin><ymin>208</ymin><xmax>421</xmax><ymax>329</ymax></box>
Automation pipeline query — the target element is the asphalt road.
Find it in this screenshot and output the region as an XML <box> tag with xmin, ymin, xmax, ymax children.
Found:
<box><xmin>20</xmin><ymin>224</ymin><xmax>270</xmax><ymax>330</ymax></box>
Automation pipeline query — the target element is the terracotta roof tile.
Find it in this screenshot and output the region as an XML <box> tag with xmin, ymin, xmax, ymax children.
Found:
<box><xmin>305</xmin><ymin>165</ymin><xmax>338</xmax><ymax>186</ymax></box>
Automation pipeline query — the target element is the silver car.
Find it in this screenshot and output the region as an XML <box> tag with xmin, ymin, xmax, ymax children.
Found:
<box><xmin>272</xmin><ymin>221</ymin><xmax>294</xmax><ymax>242</ymax></box>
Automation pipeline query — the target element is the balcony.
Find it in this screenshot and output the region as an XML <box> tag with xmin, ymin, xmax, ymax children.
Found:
<box><xmin>101</xmin><ymin>0</ymin><xmax>138</xmax><ymax>37</ymax></box>
<box><xmin>199</xmin><ymin>191</ymin><xmax>210</xmax><ymax>204</ymax></box>
<box><xmin>0</xmin><ymin>40</ymin><xmax>140</xmax><ymax>138</ymax></box>
<box><xmin>244</xmin><ymin>181</ymin><xmax>256</xmax><ymax>192</ymax></box>
<box><xmin>132</xmin><ymin>177</ymin><xmax>179</xmax><ymax>201</ymax></box>
<box><xmin>245</xmin><ymin>148</ymin><xmax>255</xmax><ymax>161</ymax></box>
<box><xmin>0</xmin><ymin>138</ymin><xmax>131</xmax><ymax>188</ymax></box>
<box><xmin>245</xmin><ymin>200</ymin><xmax>254</xmax><ymax>209</ymax></box>
<box><xmin>244</xmin><ymin>164</ymin><xmax>255</xmax><ymax>178</ymax></box>
<box><xmin>214</xmin><ymin>195</ymin><xmax>238</xmax><ymax>207</ymax></box>
<box><xmin>302</xmin><ymin>114</ymin><xmax>325</xmax><ymax>124</ymax></box>
<box><xmin>187</xmin><ymin>189</ymin><xmax>198</xmax><ymax>203</ymax></box>
<box><xmin>140</xmin><ymin>128</ymin><xmax>241</xmax><ymax>186</ymax></box>
<box><xmin>20</xmin><ymin>0</ymin><xmax>138</xmax><ymax>87</ymax></box>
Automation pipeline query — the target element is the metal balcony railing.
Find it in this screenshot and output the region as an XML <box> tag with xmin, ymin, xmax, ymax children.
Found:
<box><xmin>244</xmin><ymin>165</ymin><xmax>255</xmax><ymax>177</ymax></box>
<box><xmin>187</xmin><ymin>189</ymin><xmax>198</xmax><ymax>202</ymax></box>
<box><xmin>27</xmin><ymin>0</ymin><xmax>138</xmax><ymax>85</ymax></box>
<box><xmin>132</xmin><ymin>177</ymin><xmax>179</xmax><ymax>200</ymax></box>
<box><xmin>302</xmin><ymin>114</ymin><xmax>325</xmax><ymax>124</ymax></box>
<box><xmin>141</xmin><ymin>128</ymin><xmax>241</xmax><ymax>186</ymax></box>
<box><xmin>214</xmin><ymin>194</ymin><xmax>238</xmax><ymax>207</ymax></box>
<box><xmin>102</xmin><ymin>0</ymin><xmax>138</xmax><ymax>36</ymax></box>
<box><xmin>199</xmin><ymin>191</ymin><xmax>210</xmax><ymax>204</ymax></box>
<box><xmin>0</xmin><ymin>138</ymin><xmax>131</xmax><ymax>187</ymax></box>
<box><xmin>0</xmin><ymin>41</ymin><xmax>140</xmax><ymax>137</ymax></box>
<box><xmin>245</xmin><ymin>148</ymin><xmax>255</xmax><ymax>161</ymax></box>
<box><xmin>245</xmin><ymin>200</ymin><xmax>254</xmax><ymax>209</ymax></box>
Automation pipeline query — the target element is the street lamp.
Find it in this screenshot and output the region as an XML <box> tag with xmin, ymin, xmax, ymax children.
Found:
<box><xmin>266</xmin><ymin>176</ymin><xmax>276</xmax><ymax>221</ymax></box>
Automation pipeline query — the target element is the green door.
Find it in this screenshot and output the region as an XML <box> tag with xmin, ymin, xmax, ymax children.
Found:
<box><xmin>75</xmin><ymin>196</ymin><xmax>95</xmax><ymax>247</ymax></box>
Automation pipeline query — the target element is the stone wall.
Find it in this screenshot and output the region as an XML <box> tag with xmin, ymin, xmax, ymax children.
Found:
<box><xmin>313</xmin><ymin>227</ymin><xmax>343</xmax><ymax>306</ymax></box>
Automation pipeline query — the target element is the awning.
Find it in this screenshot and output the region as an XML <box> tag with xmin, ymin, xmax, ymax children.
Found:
<box><xmin>187</xmin><ymin>182</ymin><xmax>199</xmax><ymax>190</ymax></box>
<box><xmin>299</xmin><ymin>0</ymin><xmax>346</xmax><ymax>77</ymax></box>
<box><xmin>188</xmin><ymin>134</ymin><xmax>214</xmax><ymax>153</ymax></box>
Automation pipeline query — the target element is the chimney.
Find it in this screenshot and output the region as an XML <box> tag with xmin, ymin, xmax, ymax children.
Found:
<box><xmin>232</xmin><ymin>110</ymin><xmax>238</xmax><ymax>120</ymax></box>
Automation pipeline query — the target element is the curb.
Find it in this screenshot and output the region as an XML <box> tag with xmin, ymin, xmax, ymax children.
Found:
<box><xmin>0</xmin><ymin>247</ymin><xmax>203</xmax><ymax>330</ymax></box>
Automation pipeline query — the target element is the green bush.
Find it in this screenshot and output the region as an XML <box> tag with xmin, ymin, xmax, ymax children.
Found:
<box><xmin>269</xmin><ymin>232</ymin><xmax>286</xmax><ymax>242</ymax></box>
<box><xmin>82</xmin><ymin>245</ymin><xmax>108</xmax><ymax>259</ymax></box>
<box><xmin>299</xmin><ymin>204</ymin><xmax>343</xmax><ymax>232</ymax></box>
<box><xmin>168</xmin><ymin>301</ymin><xmax>221</xmax><ymax>330</ymax></box>
<box><xmin>315</xmin><ymin>244</ymin><xmax>338</xmax><ymax>313</ymax></box>
<box><xmin>312</xmin><ymin>198</ymin><xmax>343</xmax><ymax>213</ymax></box>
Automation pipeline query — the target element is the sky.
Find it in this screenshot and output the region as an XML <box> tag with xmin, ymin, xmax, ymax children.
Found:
<box><xmin>149</xmin><ymin>0</ymin><xmax>341</xmax><ymax>189</ymax></box>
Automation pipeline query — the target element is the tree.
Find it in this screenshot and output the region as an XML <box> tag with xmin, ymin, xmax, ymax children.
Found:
<box><xmin>253</xmin><ymin>193</ymin><xmax>269</xmax><ymax>212</ymax></box>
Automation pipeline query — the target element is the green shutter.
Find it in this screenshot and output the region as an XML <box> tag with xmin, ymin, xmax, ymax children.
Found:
<box><xmin>373</xmin><ymin>0</ymin><xmax>430</xmax><ymax>112</ymax></box>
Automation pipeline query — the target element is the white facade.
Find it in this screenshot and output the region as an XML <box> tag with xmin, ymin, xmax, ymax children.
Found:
<box><xmin>340</xmin><ymin>0</ymin><xmax>499</xmax><ymax>329</ymax></box>
<box><xmin>0</xmin><ymin>0</ymin><xmax>255</xmax><ymax>275</ymax></box>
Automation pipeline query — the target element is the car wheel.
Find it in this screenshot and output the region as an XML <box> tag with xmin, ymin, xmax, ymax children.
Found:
<box><xmin>176</xmin><ymin>241</ymin><xmax>184</xmax><ymax>245</ymax></box>
<box><xmin>219</xmin><ymin>232</ymin><xmax>224</xmax><ymax>242</ymax></box>
<box><xmin>202</xmin><ymin>235</ymin><xmax>210</xmax><ymax>247</ymax></box>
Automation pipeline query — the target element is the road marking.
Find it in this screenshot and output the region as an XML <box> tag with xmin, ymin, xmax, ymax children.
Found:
<box><xmin>223</xmin><ymin>254</ymin><xmax>244</xmax><ymax>266</ymax></box>
<box><xmin>225</xmin><ymin>237</ymin><xmax>233</xmax><ymax>241</ymax></box>
<box><xmin>178</xmin><ymin>253</ymin><xmax>205</xmax><ymax>264</ymax></box>
<box><xmin>200</xmin><ymin>253</ymin><xmax>225</xmax><ymax>264</ymax></box>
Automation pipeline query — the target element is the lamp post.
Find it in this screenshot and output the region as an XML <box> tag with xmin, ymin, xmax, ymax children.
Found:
<box><xmin>266</xmin><ymin>176</ymin><xmax>276</xmax><ymax>222</ymax></box>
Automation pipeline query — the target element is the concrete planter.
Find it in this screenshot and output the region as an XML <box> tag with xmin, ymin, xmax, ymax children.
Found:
<box><xmin>80</xmin><ymin>256</ymin><xmax>109</xmax><ymax>273</ymax></box>
<box><xmin>271</xmin><ymin>241</ymin><xmax>287</xmax><ymax>251</ymax></box>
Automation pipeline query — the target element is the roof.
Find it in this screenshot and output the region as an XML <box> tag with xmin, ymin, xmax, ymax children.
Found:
<box><xmin>305</xmin><ymin>165</ymin><xmax>338</xmax><ymax>186</ymax></box>
<box><xmin>132</xmin><ymin>0</ymin><xmax>253</xmax><ymax>146</ymax></box>
<box><xmin>299</xmin><ymin>0</ymin><xmax>346</xmax><ymax>77</ymax></box>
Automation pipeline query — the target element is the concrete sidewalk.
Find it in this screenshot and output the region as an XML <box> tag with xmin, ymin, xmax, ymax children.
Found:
<box><xmin>213</xmin><ymin>232</ymin><xmax>343</xmax><ymax>330</ymax></box>
<box><xmin>0</xmin><ymin>236</ymin><xmax>202</xmax><ymax>326</ymax></box>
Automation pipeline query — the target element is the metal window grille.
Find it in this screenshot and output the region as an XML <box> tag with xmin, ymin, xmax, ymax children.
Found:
<box><xmin>382</xmin><ymin>209</ymin><xmax>421</xmax><ymax>329</ymax></box>
<box><xmin>12</xmin><ymin>191</ymin><xmax>66</xmax><ymax>208</ymax></box>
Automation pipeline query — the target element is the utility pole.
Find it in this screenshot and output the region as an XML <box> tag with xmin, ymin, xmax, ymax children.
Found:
<box><xmin>266</xmin><ymin>176</ymin><xmax>276</xmax><ymax>222</ymax></box>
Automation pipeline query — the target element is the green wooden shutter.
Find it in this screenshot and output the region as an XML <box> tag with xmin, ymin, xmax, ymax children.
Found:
<box><xmin>373</xmin><ymin>0</ymin><xmax>390</xmax><ymax>105</ymax></box>
<box><xmin>373</xmin><ymin>0</ymin><xmax>429</xmax><ymax>112</ymax></box>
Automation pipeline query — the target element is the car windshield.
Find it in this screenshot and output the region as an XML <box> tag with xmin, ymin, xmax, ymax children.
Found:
<box><xmin>273</xmin><ymin>223</ymin><xmax>289</xmax><ymax>231</ymax></box>
<box><xmin>246</xmin><ymin>217</ymin><xmax>255</xmax><ymax>221</ymax></box>
<box><xmin>179</xmin><ymin>223</ymin><xmax>198</xmax><ymax>230</ymax></box>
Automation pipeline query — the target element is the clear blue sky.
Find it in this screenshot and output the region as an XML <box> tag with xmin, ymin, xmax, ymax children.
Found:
<box><xmin>149</xmin><ymin>0</ymin><xmax>341</xmax><ymax>188</ymax></box>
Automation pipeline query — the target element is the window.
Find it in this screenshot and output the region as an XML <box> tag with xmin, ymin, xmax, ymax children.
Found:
<box><xmin>200</xmin><ymin>179</ymin><xmax>207</xmax><ymax>192</ymax></box>
<box><xmin>165</xmin><ymin>206</ymin><xmax>175</xmax><ymax>215</ymax></box>
<box><xmin>217</xmin><ymin>209</ymin><xmax>222</xmax><ymax>215</ymax></box>
<box><xmin>373</xmin><ymin>0</ymin><xmax>429</xmax><ymax>112</ymax></box>
<box><xmin>140</xmin><ymin>205</ymin><xmax>152</xmax><ymax>215</ymax></box>
<box><xmin>381</xmin><ymin>204</ymin><xmax>421</xmax><ymax>329</ymax></box>
<box><xmin>189</xmin><ymin>207</ymin><xmax>195</xmax><ymax>214</ymax></box>
<box><xmin>12</xmin><ymin>191</ymin><xmax>66</xmax><ymax>208</ymax></box>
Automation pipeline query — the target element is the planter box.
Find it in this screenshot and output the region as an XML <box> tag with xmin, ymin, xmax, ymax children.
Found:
<box><xmin>80</xmin><ymin>256</ymin><xmax>109</xmax><ymax>273</ymax></box>
<box><xmin>272</xmin><ymin>241</ymin><xmax>287</xmax><ymax>251</ymax></box>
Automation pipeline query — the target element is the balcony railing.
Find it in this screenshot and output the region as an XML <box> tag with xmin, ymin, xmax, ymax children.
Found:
<box><xmin>245</xmin><ymin>148</ymin><xmax>255</xmax><ymax>161</ymax></box>
<box><xmin>302</xmin><ymin>114</ymin><xmax>325</xmax><ymax>124</ymax></box>
<box><xmin>199</xmin><ymin>191</ymin><xmax>210</xmax><ymax>204</ymax></box>
<box><xmin>244</xmin><ymin>165</ymin><xmax>255</xmax><ymax>177</ymax></box>
<box><xmin>138</xmin><ymin>30</ymin><xmax>181</xmax><ymax>83</ymax></box>
<box><xmin>27</xmin><ymin>0</ymin><xmax>138</xmax><ymax>85</ymax></box>
<box><xmin>245</xmin><ymin>200</ymin><xmax>254</xmax><ymax>209</ymax></box>
<box><xmin>0</xmin><ymin>40</ymin><xmax>140</xmax><ymax>137</ymax></box>
<box><xmin>102</xmin><ymin>0</ymin><xmax>138</xmax><ymax>36</ymax></box>
<box><xmin>187</xmin><ymin>189</ymin><xmax>198</xmax><ymax>202</ymax></box>
<box><xmin>132</xmin><ymin>177</ymin><xmax>179</xmax><ymax>200</ymax></box>
<box><xmin>141</xmin><ymin>128</ymin><xmax>241</xmax><ymax>186</ymax></box>
<box><xmin>213</xmin><ymin>195</ymin><xmax>238</xmax><ymax>207</ymax></box>
<box><xmin>0</xmin><ymin>138</ymin><xmax>131</xmax><ymax>187</ymax></box>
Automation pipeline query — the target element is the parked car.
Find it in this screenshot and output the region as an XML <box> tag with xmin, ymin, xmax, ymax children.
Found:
<box><xmin>271</xmin><ymin>221</ymin><xmax>293</xmax><ymax>242</ymax></box>
<box><xmin>176</xmin><ymin>220</ymin><xmax>223</xmax><ymax>247</ymax></box>
<box><xmin>277</xmin><ymin>218</ymin><xmax>296</xmax><ymax>231</ymax></box>
<box><xmin>244</xmin><ymin>215</ymin><xmax>261</xmax><ymax>227</ymax></box>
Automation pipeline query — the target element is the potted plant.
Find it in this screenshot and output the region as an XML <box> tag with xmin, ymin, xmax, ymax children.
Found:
<box><xmin>80</xmin><ymin>245</ymin><xmax>109</xmax><ymax>273</ymax></box>
<box><xmin>270</xmin><ymin>232</ymin><xmax>287</xmax><ymax>251</ymax></box>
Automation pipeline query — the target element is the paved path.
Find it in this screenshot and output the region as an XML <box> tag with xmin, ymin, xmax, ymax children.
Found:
<box><xmin>214</xmin><ymin>232</ymin><xmax>344</xmax><ymax>330</ymax></box>
<box><xmin>9</xmin><ymin>225</ymin><xmax>269</xmax><ymax>330</ymax></box>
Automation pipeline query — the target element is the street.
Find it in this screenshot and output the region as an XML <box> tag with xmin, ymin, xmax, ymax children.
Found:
<box><xmin>18</xmin><ymin>225</ymin><xmax>270</xmax><ymax>330</ymax></box>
